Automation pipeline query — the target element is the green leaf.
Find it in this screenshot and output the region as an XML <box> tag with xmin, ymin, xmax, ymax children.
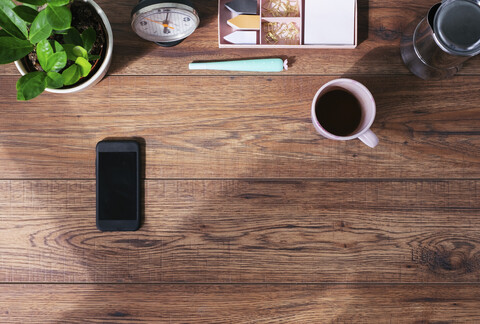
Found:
<box><xmin>16</xmin><ymin>71</ymin><xmax>46</xmax><ymax>101</ymax></box>
<box><xmin>0</xmin><ymin>29</ymin><xmax>10</xmax><ymax>37</ymax></box>
<box><xmin>13</xmin><ymin>5</ymin><xmax>38</xmax><ymax>23</ymax></box>
<box><xmin>28</xmin><ymin>9</ymin><xmax>52</xmax><ymax>44</ymax></box>
<box><xmin>37</xmin><ymin>39</ymin><xmax>66</xmax><ymax>72</ymax></box>
<box><xmin>81</xmin><ymin>27</ymin><xmax>96</xmax><ymax>53</ymax></box>
<box><xmin>46</xmin><ymin>0</ymin><xmax>70</xmax><ymax>6</ymax></box>
<box><xmin>62</xmin><ymin>43</ymin><xmax>76</xmax><ymax>61</ymax></box>
<box><xmin>88</xmin><ymin>54</ymin><xmax>100</xmax><ymax>61</ymax></box>
<box><xmin>0</xmin><ymin>0</ymin><xmax>15</xmax><ymax>9</ymax></box>
<box><xmin>61</xmin><ymin>63</ymin><xmax>81</xmax><ymax>85</ymax></box>
<box><xmin>0</xmin><ymin>36</ymin><xmax>33</xmax><ymax>64</ymax></box>
<box><xmin>36</xmin><ymin>38</ymin><xmax>52</xmax><ymax>68</ymax></box>
<box><xmin>19</xmin><ymin>0</ymin><xmax>47</xmax><ymax>5</ymax></box>
<box><xmin>75</xmin><ymin>56</ymin><xmax>91</xmax><ymax>77</ymax></box>
<box><xmin>45</xmin><ymin>71</ymin><xmax>63</xmax><ymax>88</ymax></box>
<box><xmin>72</xmin><ymin>45</ymin><xmax>88</xmax><ymax>59</ymax></box>
<box><xmin>45</xmin><ymin>4</ymin><xmax>71</xmax><ymax>30</ymax></box>
<box><xmin>22</xmin><ymin>3</ymin><xmax>39</xmax><ymax>10</ymax></box>
<box><xmin>64</xmin><ymin>27</ymin><xmax>82</xmax><ymax>46</ymax></box>
<box><xmin>51</xmin><ymin>38</ymin><xmax>63</xmax><ymax>52</ymax></box>
<box><xmin>0</xmin><ymin>1</ymin><xmax>29</xmax><ymax>40</ymax></box>
<box><xmin>53</xmin><ymin>28</ymin><xmax>68</xmax><ymax>35</ymax></box>
<box><xmin>45</xmin><ymin>51</ymin><xmax>67</xmax><ymax>71</ymax></box>
<box><xmin>64</xmin><ymin>44</ymin><xmax>90</xmax><ymax>62</ymax></box>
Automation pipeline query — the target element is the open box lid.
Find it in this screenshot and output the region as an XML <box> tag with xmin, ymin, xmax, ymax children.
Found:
<box><xmin>218</xmin><ymin>0</ymin><xmax>357</xmax><ymax>48</ymax></box>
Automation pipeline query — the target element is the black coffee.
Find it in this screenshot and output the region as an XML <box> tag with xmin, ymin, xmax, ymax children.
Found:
<box><xmin>315</xmin><ymin>90</ymin><xmax>362</xmax><ymax>136</ymax></box>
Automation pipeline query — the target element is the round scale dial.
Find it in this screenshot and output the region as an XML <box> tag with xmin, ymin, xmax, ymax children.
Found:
<box><xmin>131</xmin><ymin>1</ymin><xmax>200</xmax><ymax>46</ymax></box>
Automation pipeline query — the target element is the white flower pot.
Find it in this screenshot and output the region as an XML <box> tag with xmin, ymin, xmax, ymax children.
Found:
<box><xmin>14</xmin><ymin>0</ymin><xmax>114</xmax><ymax>94</ymax></box>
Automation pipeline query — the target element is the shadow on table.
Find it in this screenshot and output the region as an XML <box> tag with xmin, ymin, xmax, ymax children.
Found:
<box><xmin>196</xmin><ymin>0</ymin><xmax>219</xmax><ymax>28</ymax></box>
<box><xmin>357</xmin><ymin>0</ymin><xmax>370</xmax><ymax>46</ymax></box>
<box><xmin>52</xmin><ymin>178</ymin><xmax>345</xmax><ymax>322</ymax></box>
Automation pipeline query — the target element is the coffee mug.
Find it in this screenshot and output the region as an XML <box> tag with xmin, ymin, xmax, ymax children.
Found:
<box><xmin>311</xmin><ymin>78</ymin><xmax>379</xmax><ymax>148</ymax></box>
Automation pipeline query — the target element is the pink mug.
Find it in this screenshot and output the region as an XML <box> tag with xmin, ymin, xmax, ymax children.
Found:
<box><xmin>311</xmin><ymin>79</ymin><xmax>379</xmax><ymax>148</ymax></box>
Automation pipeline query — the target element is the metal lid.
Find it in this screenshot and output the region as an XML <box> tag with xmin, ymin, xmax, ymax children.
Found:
<box><xmin>433</xmin><ymin>0</ymin><xmax>480</xmax><ymax>56</ymax></box>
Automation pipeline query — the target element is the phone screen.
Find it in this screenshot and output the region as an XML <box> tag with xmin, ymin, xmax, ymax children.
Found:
<box><xmin>98</xmin><ymin>152</ymin><xmax>138</xmax><ymax>220</ymax></box>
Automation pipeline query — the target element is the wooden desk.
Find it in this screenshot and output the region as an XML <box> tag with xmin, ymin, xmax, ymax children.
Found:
<box><xmin>1</xmin><ymin>0</ymin><xmax>480</xmax><ymax>322</ymax></box>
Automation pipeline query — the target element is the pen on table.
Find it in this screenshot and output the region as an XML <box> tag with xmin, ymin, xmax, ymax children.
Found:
<box><xmin>189</xmin><ymin>58</ymin><xmax>288</xmax><ymax>72</ymax></box>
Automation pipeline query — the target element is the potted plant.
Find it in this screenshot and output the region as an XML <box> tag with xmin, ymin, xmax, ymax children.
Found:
<box><xmin>0</xmin><ymin>0</ymin><xmax>113</xmax><ymax>100</ymax></box>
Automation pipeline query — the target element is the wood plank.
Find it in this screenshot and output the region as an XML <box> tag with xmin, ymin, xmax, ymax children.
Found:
<box><xmin>1</xmin><ymin>180</ymin><xmax>479</xmax><ymax>283</ymax></box>
<box><xmin>0</xmin><ymin>75</ymin><xmax>479</xmax><ymax>179</ymax></box>
<box><xmin>2</xmin><ymin>284</ymin><xmax>480</xmax><ymax>323</ymax></box>
<box><xmin>2</xmin><ymin>2</ymin><xmax>480</xmax><ymax>76</ymax></box>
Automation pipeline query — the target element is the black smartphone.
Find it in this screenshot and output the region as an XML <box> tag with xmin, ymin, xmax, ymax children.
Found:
<box><xmin>96</xmin><ymin>140</ymin><xmax>141</xmax><ymax>231</ymax></box>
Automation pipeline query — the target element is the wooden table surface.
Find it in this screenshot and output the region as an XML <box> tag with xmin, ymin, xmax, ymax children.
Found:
<box><xmin>1</xmin><ymin>0</ymin><xmax>480</xmax><ymax>322</ymax></box>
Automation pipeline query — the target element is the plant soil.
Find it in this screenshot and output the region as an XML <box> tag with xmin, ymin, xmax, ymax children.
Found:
<box><xmin>25</xmin><ymin>0</ymin><xmax>107</xmax><ymax>84</ymax></box>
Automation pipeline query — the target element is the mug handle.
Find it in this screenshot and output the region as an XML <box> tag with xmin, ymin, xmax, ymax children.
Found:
<box><xmin>358</xmin><ymin>129</ymin><xmax>379</xmax><ymax>148</ymax></box>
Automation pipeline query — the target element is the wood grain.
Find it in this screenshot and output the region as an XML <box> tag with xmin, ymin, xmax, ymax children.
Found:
<box><xmin>1</xmin><ymin>0</ymin><xmax>480</xmax><ymax>321</ymax></box>
<box><xmin>2</xmin><ymin>284</ymin><xmax>480</xmax><ymax>323</ymax></box>
<box><xmin>0</xmin><ymin>75</ymin><xmax>479</xmax><ymax>179</ymax></box>
<box><xmin>1</xmin><ymin>1</ymin><xmax>480</xmax><ymax>76</ymax></box>
<box><xmin>1</xmin><ymin>179</ymin><xmax>479</xmax><ymax>283</ymax></box>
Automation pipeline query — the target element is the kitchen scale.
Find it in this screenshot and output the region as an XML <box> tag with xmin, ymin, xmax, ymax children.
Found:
<box><xmin>131</xmin><ymin>0</ymin><xmax>200</xmax><ymax>47</ymax></box>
